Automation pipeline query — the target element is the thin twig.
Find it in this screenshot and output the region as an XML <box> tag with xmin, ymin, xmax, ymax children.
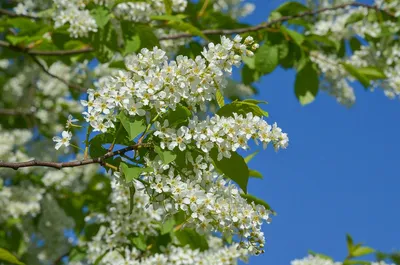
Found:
<box><xmin>0</xmin><ymin>40</ymin><xmax>94</xmax><ymax>56</ymax></box>
<box><xmin>0</xmin><ymin>8</ymin><xmax>38</xmax><ymax>19</ymax></box>
<box><xmin>159</xmin><ymin>3</ymin><xmax>396</xmax><ymax>40</ymax></box>
<box><xmin>0</xmin><ymin>143</ymin><xmax>152</xmax><ymax>170</ymax></box>
<box><xmin>30</xmin><ymin>55</ymin><xmax>86</xmax><ymax>92</ymax></box>
<box><xmin>0</xmin><ymin>108</ymin><xmax>35</xmax><ymax>116</ymax></box>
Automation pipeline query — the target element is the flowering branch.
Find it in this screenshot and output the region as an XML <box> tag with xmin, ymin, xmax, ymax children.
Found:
<box><xmin>0</xmin><ymin>8</ymin><xmax>38</xmax><ymax>19</ymax></box>
<box><xmin>0</xmin><ymin>143</ymin><xmax>151</xmax><ymax>170</ymax></box>
<box><xmin>29</xmin><ymin>55</ymin><xmax>86</xmax><ymax>92</ymax></box>
<box><xmin>0</xmin><ymin>107</ymin><xmax>35</xmax><ymax>116</ymax></box>
<box><xmin>0</xmin><ymin>40</ymin><xmax>94</xmax><ymax>56</ymax></box>
<box><xmin>159</xmin><ymin>2</ymin><xmax>395</xmax><ymax>40</ymax></box>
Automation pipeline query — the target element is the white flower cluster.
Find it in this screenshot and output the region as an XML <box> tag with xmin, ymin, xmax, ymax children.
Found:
<box><xmin>155</xmin><ymin>113</ymin><xmax>288</xmax><ymax>160</ymax></box>
<box><xmin>213</xmin><ymin>0</ymin><xmax>255</xmax><ymax>18</ymax></box>
<box><xmin>52</xmin><ymin>0</ymin><xmax>98</xmax><ymax>38</ymax></box>
<box><xmin>139</xmin><ymin>153</ymin><xmax>271</xmax><ymax>254</ymax></box>
<box><xmin>306</xmin><ymin>0</ymin><xmax>400</xmax><ymax>105</ymax></box>
<box><xmin>0</xmin><ymin>182</ymin><xmax>45</xmax><ymax>222</ymax></box>
<box><xmin>114</xmin><ymin>0</ymin><xmax>187</xmax><ymax>22</ymax></box>
<box><xmin>291</xmin><ymin>255</ymin><xmax>394</xmax><ymax>265</ymax></box>
<box><xmin>78</xmin><ymin>180</ymin><xmax>250</xmax><ymax>265</ymax></box>
<box><xmin>310</xmin><ymin>51</ymin><xmax>356</xmax><ymax>107</ymax></box>
<box><xmin>81</xmin><ymin>35</ymin><xmax>258</xmax><ymax>133</ymax></box>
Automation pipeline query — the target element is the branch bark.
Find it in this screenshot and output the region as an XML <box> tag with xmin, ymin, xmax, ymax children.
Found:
<box><xmin>30</xmin><ymin>55</ymin><xmax>86</xmax><ymax>92</ymax></box>
<box><xmin>159</xmin><ymin>3</ymin><xmax>395</xmax><ymax>40</ymax></box>
<box><xmin>0</xmin><ymin>143</ymin><xmax>151</xmax><ymax>170</ymax></box>
<box><xmin>0</xmin><ymin>8</ymin><xmax>38</xmax><ymax>19</ymax></box>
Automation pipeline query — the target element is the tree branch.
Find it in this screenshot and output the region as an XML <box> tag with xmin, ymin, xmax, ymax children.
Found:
<box><xmin>159</xmin><ymin>3</ymin><xmax>396</xmax><ymax>40</ymax></box>
<box><xmin>0</xmin><ymin>143</ymin><xmax>151</xmax><ymax>170</ymax></box>
<box><xmin>0</xmin><ymin>40</ymin><xmax>94</xmax><ymax>56</ymax></box>
<box><xmin>0</xmin><ymin>8</ymin><xmax>38</xmax><ymax>19</ymax></box>
<box><xmin>30</xmin><ymin>55</ymin><xmax>86</xmax><ymax>92</ymax></box>
<box><xmin>0</xmin><ymin>107</ymin><xmax>35</xmax><ymax>116</ymax></box>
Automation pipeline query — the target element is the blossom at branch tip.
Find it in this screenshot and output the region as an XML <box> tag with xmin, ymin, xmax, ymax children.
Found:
<box><xmin>52</xmin><ymin>130</ymin><xmax>72</xmax><ymax>150</ymax></box>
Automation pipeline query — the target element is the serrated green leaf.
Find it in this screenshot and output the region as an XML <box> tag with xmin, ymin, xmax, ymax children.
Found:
<box><xmin>154</xmin><ymin>146</ymin><xmax>177</xmax><ymax>164</ymax></box>
<box><xmin>130</xmin><ymin>234</ymin><xmax>147</xmax><ymax>251</ymax></box>
<box><xmin>352</xmin><ymin>246</ymin><xmax>375</xmax><ymax>257</ymax></box>
<box><xmin>282</xmin><ymin>27</ymin><xmax>304</xmax><ymax>46</ymax></box>
<box><xmin>124</xmin><ymin>34</ymin><xmax>141</xmax><ymax>55</ymax></box>
<box><xmin>216</xmin><ymin>87</ymin><xmax>225</xmax><ymax>107</ymax></box>
<box><xmin>160</xmin><ymin>217</ymin><xmax>176</xmax><ymax>235</ymax></box>
<box><xmin>217</xmin><ymin>100</ymin><xmax>268</xmax><ymax>118</ymax></box>
<box><xmin>210</xmin><ymin>149</ymin><xmax>249</xmax><ymax>192</ymax></box>
<box><xmin>349</xmin><ymin>37</ymin><xmax>361</xmax><ymax>52</ymax></box>
<box><xmin>244</xmin><ymin>150</ymin><xmax>259</xmax><ymax>163</ymax></box>
<box><xmin>273</xmin><ymin>1</ymin><xmax>310</xmax><ymax>17</ymax></box>
<box><xmin>163</xmin><ymin>0</ymin><xmax>173</xmax><ymax>14</ymax></box>
<box><xmin>308</xmin><ymin>250</ymin><xmax>334</xmax><ymax>261</ymax></box>
<box><xmin>342</xmin><ymin>63</ymin><xmax>370</xmax><ymax>89</ymax></box>
<box><xmin>90</xmin><ymin>6</ymin><xmax>110</xmax><ymax>29</ymax></box>
<box><xmin>117</xmin><ymin>111</ymin><xmax>146</xmax><ymax>140</ymax></box>
<box><xmin>357</xmin><ymin>67</ymin><xmax>386</xmax><ymax>80</ymax></box>
<box><xmin>166</xmin><ymin>104</ymin><xmax>192</xmax><ymax>127</ymax></box>
<box><xmin>295</xmin><ymin>62</ymin><xmax>319</xmax><ymax>105</ymax></box>
<box><xmin>120</xmin><ymin>162</ymin><xmax>153</xmax><ymax>182</ymax></box>
<box><xmin>240</xmin><ymin>193</ymin><xmax>275</xmax><ymax>214</ymax></box>
<box><xmin>255</xmin><ymin>43</ymin><xmax>279</xmax><ymax>74</ymax></box>
<box><xmin>249</xmin><ymin>169</ymin><xmax>263</xmax><ymax>179</ymax></box>
<box><xmin>0</xmin><ymin>248</ymin><xmax>24</xmax><ymax>265</ymax></box>
<box><xmin>175</xmin><ymin>229</ymin><xmax>209</xmax><ymax>251</ymax></box>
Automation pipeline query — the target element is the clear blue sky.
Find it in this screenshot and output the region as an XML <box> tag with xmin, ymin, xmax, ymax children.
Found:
<box><xmin>238</xmin><ymin>0</ymin><xmax>400</xmax><ymax>264</ymax></box>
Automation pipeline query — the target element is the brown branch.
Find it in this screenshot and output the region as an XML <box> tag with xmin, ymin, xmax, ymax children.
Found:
<box><xmin>0</xmin><ymin>107</ymin><xmax>35</xmax><ymax>116</ymax></box>
<box><xmin>159</xmin><ymin>3</ymin><xmax>396</xmax><ymax>40</ymax></box>
<box><xmin>0</xmin><ymin>143</ymin><xmax>151</xmax><ymax>170</ymax></box>
<box><xmin>0</xmin><ymin>40</ymin><xmax>94</xmax><ymax>56</ymax></box>
<box><xmin>30</xmin><ymin>55</ymin><xmax>86</xmax><ymax>92</ymax></box>
<box><xmin>0</xmin><ymin>8</ymin><xmax>38</xmax><ymax>19</ymax></box>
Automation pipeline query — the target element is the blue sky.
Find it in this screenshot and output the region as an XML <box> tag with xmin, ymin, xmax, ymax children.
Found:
<box><xmin>237</xmin><ymin>0</ymin><xmax>400</xmax><ymax>264</ymax></box>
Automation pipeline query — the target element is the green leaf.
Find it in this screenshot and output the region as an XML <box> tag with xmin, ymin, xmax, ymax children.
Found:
<box><xmin>124</xmin><ymin>34</ymin><xmax>141</xmax><ymax>55</ymax></box>
<box><xmin>282</xmin><ymin>27</ymin><xmax>304</xmax><ymax>46</ymax></box>
<box><xmin>90</xmin><ymin>6</ymin><xmax>110</xmax><ymax>29</ymax></box>
<box><xmin>117</xmin><ymin>111</ymin><xmax>146</xmax><ymax>140</ymax></box>
<box><xmin>346</xmin><ymin>234</ymin><xmax>354</xmax><ymax>253</ymax></box>
<box><xmin>308</xmin><ymin>250</ymin><xmax>334</xmax><ymax>261</ymax></box>
<box><xmin>120</xmin><ymin>162</ymin><xmax>153</xmax><ymax>182</ymax></box>
<box><xmin>130</xmin><ymin>234</ymin><xmax>147</xmax><ymax>251</ymax></box>
<box><xmin>249</xmin><ymin>169</ymin><xmax>263</xmax><ymax>179</ymax></box>
<box><xmin>175</xmin><ymin>229</ymin><xmax>209</xmax><ymax>251</ymax></box>
<box><xmin>166</xmin><ymin>105</ymin><xmax>192</xmax><ymax>127</ymax></box>
<box><xmin>163</xmin><ymin>0</ymin><xmax>173</xmax><ymax>14</ymax></box>
<box><xmin>154</xmin><ymin>146</ymin><xmax>177</xmax><ymax>164</ymax></box>
<box><xmin>352</xmin><ymin>246</ymin><xmax>375</xmax><ymax>257</ymax></box>
<box><xmin>295</xmin><ymin>62</ymin><xmax>319</xmax><ymax>105</ymax></box>
<box><xmin>129</xmin><ymin>185</ymin><xmax>135</xmax><ymax>214</ymax></box>
<box><xmin>357</xmin><ymin>67</ymin><xmax>386</xmax><ymax>80</ymax></box>
<box><xmin>216</xmin><ymin>87</ymin><xmax>225</xmax><ymax>107</ymax></box>
<box><xmin>244</xmin><ymin>150</ymin><xmax>259</xmax><ymax>163</ymax></box>
<box><xmin>108</xmin><ymin>60</ymin><xmax>126</xmax><ymax>69</ymax></box>
<box><xmin>160</xmin><ymin>217</ymin><xmax>176</xmax><ymax>235</ymax></box>
<box><xmin>217</xmin><ymin>100</ymin><xmax>268</xmax><ymax>118</ymax></box>
<box><xmin>342</xmin><ymin>63</ymin><xmax>370</xmax><ymax>89</ymax></box>
<box><xmin>0</xmin><ymin>248</ymin><xmax>24</xmax><ymax>265</ymax></box>
<box><xmin>242</xmin><ymin>99</ymin><xmax>268</xmax><ymax>105</ymax></box>
<box><xmin>272</xmin><ymin>2</ymin><xmax>310</xmax><ymax>17</ymax></box>
<box><xmin>343</xmin><ymin>260</ymin><xmax>371</xmax><ymax>265</ymax></box>
<box><xmin>349</xmin><ymin>37</ymin><xmax>361</xmax><ymax>52</ymax></box>
<box><xmin>210</xmin><ymin>150</ymin><xmax>249</xmax><ymax>193</ymax></box>
<box><xmin>240</xmin><ymin>193</ymin><xmax>275</xmax><ymax>214</ymax></box>
<box><xmin>255</xmin><ymin>43</ymin><xmax>279</xmax><ymax>74</ymax></box>
<box><xmin>94</xmin><ymin>251</ymin><xmax>108</xmax><ymax>265</ymax></box>
<box><xmin>345</xmin><ymin>12</ymin><xmax>365</xmax><ymax>26</ymax></box>
<box><xmin>6</xmin><ymin>17</ymin><xmax>41</xmax><ymax>35</ymax></box>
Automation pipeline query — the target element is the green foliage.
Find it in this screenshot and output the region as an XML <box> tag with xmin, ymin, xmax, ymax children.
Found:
<box><xmin>154</xmin><ymin>146</ymin><xmax>177</xmax><ymax>164</ymax></box>
<box><xmin>295</xmin><ymin>62</ymin><xmax>319</xmax><ymax>105</ymax></box>
<box><xmin>217</xmin><ymin>100</ymin><xmax>268</xmax><ymax>118</ymax></box>
<box><xmin>308</xmin><ymin>250</ymin><xmax>334</xmax><ymax>261</ymax></box>
<box><xmin>0</xmin><ymin>248</ymin><xmax>24</xmax><ymax>265</ymax></box>
<box><xmin>210</xmin><ymin>149</ymin><xmax>249</xmax><ymax>193</ymax></box>
<box><xmin>255</xmin><ymin>43</ymin><xmax>279</xmax><ymax>74</ymax></box>
<box><xmin>120</xmin><ymin>162</ymin><xmax>153</xmax><ymax>182</ymax></box>
<box><xmin>240</xmin><ymin>193</ymin><xmax>275</xmax><ymax>214</ymax></box>
<box><xmin>175</xmin><ymin>229</ymin><xmax>209</xmax><ymax>251</ymax></box>
<box><xmin>117</xmin><ymin>112</ymin><xmax>146</xmax><ymax>140</ymax></box>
